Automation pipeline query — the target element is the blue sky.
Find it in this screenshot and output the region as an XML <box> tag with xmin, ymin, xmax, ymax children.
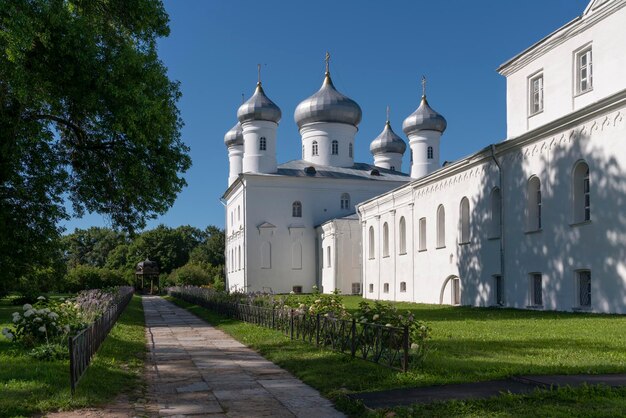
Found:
<box><xmin>62</xmin><ymin>0</ymin><xmax>590</xmax><ymax>233</ymax></box>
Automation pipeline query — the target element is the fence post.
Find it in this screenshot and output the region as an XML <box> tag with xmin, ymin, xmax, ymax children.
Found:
<box><xmin>290</xmin><ymin>309</ymin><xmax>294</xmax><ymax>340</ymax></box>
<box><xmin>403</xmin><ymin>325</ymin><xmax>409</xmax><ymax>372</ymax></box>
<box><xmin>68</xmin><ymin>336</ymin><xmax>75</xmax><ymax>395</ymax></box>
<box><xmin>351</xmin><ymin>319</ymin><xmax>356</xmax><ymax>357</ymax></box>
<box><xmin>316</xmin><ymin>314</ymin><xmax>320</xmax><ymax>346</ymax></box>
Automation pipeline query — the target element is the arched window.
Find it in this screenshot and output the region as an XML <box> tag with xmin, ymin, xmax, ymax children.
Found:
<box><xmin>418</xmin><ymin>217</ymin><xmax>426</xmax><ymax>251</ymax></box>
<box><xmin>436</xmin><ymin>205</ymin><xmax>445</xmax><ymax>248</ymax></box>
<box><xmin>427</xmin><ymin>146</ymin><xmax>434</xmax><ymax>159</ymax></box>
<box><xmin>292</xmin><ymin>201</ymin><xmax>302</xmax><ymax>218</ymax></box>
<box><xmin>260</xmin><ymin>241</ymin><xmax>271</xmax><ymax>269</ymax></box>
<box><xmin>331</xmin><ymin>140</ymin><xmax>339</xmax><ymax>155</ymax></box>
<box><xmin>490</xmin><ymin>187</ymin><xmax>501</xmax><ymax>238</ymax></box>
<box><xmin>573</xmin><ymin>161</ymin><xmax>590</xmax><ymax>223</ymax></box>
<box><xmin>259</xmin><ymin>136</ymin><xmax>266</xmax><ymax>151</ymax></box>
<box><xmin>238</xmin><ymin>246</ymin><xmax>241</xmax><ymax>270</ymax></box>
<box><xmin>368</xmin><ymin>226</ymin><xmax>375</xmax><ymax>259</ymax></box>
<box><xmin>400</xmin><ymin>282</ymin><xmax>407</xmax><ymax>292</ymax></box>
<box><xmin>340</xmin><ymin>193</ymin><xmax>350</xmax><ymax>210</ymax></box>
<box><xmin>527</xmin><ymin>177</ymin><xmax>542</xmax><ymax>231</ymax></box>
<box><xmin>312</xmin><ymin>141</ymin><xmax>318</xmax><ymax>156</ymax></box>
<box><xmin>382</xmin><ymin>222</ymin><xmax>389</xmax><ymax>257</ymax></box>
<box><xmin>327</xmin><ymin>246</ymin><xmax>331</xmax><ymax>267</ymax></box>
<box><xmin>349</xmin><ymin>142</ymin><xmax>353</xmax><ymax>158</ymax></box>
<box><xmin>231</xmin><ymin>211</ymin><xmax>233</xmax><ymax>226</ymax></box>
<box><xmin>238</xmin><ymin>205</ymin><xmax>241</xmax><ymax>221</ymax></box>
<box><xmin>398</xmin><ymin>217</ymin><xmax>406</xmax><ymax>254</ymax></box>
<box><xmin>460</xmin><ymin>197</ymin><xmax>470</xmax><ymax>243</ymax></box>
<box><xmin>390</xmin><ymin>166</ymin><xmax>395</xmax><ymax>171</ymax></box>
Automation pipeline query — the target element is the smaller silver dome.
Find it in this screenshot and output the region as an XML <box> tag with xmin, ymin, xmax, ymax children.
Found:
<box><xmin>224</xmin><ymin>122</ymin><xmax>243</xmax><ymax>147</ymax></box>
<box><xmin>402</xmin><ymin>96</ymin><xmax>447</xmax><ymax>135</ymax></box>
<box><xmin>237</xmin><ymin>83</ymin><xmax>282</xmax><ymax>124</ymax></box>
<box><xmin>294</xmin><ymin>73</ymin><xmax>362</xmax><ymax>129</ymax></box>
<box><xmin>370</xmin><ymin>121</ymin><xmax>406</xmax><ymax>155</ymax></box>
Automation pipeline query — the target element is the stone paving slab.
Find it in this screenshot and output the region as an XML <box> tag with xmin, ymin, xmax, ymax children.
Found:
<box><xmin>143</xmin><ymin>296</ymin><xmax>344</xmax><ymax>417</ymax></box>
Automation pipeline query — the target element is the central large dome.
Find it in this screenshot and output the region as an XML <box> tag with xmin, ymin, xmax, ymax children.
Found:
<box><xmin>294</xmin><ymin>73</ymin><xmax>362</xmax><ymax>129</ymax></box>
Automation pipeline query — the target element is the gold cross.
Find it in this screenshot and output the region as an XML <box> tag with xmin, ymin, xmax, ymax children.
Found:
<box><xmin>386</xmin><ymin>105</ymin><xmax>390</xmax><ymax>122</ymax></box>
<box><xmin>257</xmin><ymin>64</ymin><xmax>261</xmax><ymax>84</ymax></box>
<box><xmin>421</xmin><ymin>75</ymin><xmax>427</xmax><ymax>97</ymax></box>
<box><xmin>325</xmin><ymin>51</ymin><xmax>330</xmax><ymax>73</ymax></box>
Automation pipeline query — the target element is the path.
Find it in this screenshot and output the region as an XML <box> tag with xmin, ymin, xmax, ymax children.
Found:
<box><xmin>142</xmin><ymin>296</ymin><xmax>344</xmax><ymax>417</ymax></box>
<box><xmin>349</xmin><ymin>374</ymin><xmax>626</xmax><ymax>409</ymax></box>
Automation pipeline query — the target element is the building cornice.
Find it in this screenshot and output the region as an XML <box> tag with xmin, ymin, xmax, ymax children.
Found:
<box><xmin>497</xmin><ymin>0</ymin><xmax>626</xmax><ymax>76</ymax></box>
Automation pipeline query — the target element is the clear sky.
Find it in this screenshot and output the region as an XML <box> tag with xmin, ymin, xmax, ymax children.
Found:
<box><xmin>62</xmin><ymin>0</ymin><xmax>590</xmax><ymax>233</ymax></box>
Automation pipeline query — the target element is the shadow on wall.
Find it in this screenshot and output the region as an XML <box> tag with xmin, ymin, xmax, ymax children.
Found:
<box><xmin>456</xmin><ymin>124</ymin><xmax>626</xmax><ymax>313</ymax></box>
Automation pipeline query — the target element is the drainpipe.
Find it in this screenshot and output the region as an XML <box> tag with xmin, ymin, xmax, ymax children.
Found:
<box><xmin>490</xmin><ymin>144</ymin><xmax>505</xmax><ymax>302</ymax></box>
<box><xmin>219</xmin><ymin>197</ymin><xmax>228</xmax><ymax>290</ymax></box>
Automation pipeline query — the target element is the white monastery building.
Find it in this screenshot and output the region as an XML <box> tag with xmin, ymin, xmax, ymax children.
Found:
<box><xmin>224</xmin><ymin>0</ymin><xmax>626</xmax><ymax>314</ymax></box>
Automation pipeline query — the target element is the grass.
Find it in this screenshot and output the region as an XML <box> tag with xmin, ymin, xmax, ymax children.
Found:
<box><xmin>165</xmin><ymin>294</ymin><xmax>626</xmax><ymax>417</ymax></box>
<box><xmin>0</xmin><ymin>294</ymin><xmax>146</xmax><ymax>417</ymax></box>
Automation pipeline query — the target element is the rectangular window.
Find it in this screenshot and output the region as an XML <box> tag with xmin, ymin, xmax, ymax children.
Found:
<box><xmin>259</xmin><ymin>136</ymin><xmax>267</xmax><ymax>151</ymax></box>
<box><xmin>419</xmin><ymin>217</ymin><xmax>427</xmax><ymax>251</ymax></box>
<box><xmin>292</xmin><ymin>286</ymin><xmax>302</xmax><ymax>294</ymax></box>
<box><xmin>529</xmin><ymin>73</ymin><xmax>544</xmax><ymax>115</ymax></box>
<box><xmin>352</xmin><ymin>282</ymin><xmax>361</xmax><ymax>295</ymax></box>
<box><xmin>400</xmin><ymin>282</ymin><xmax>407</xmax><ymax>292</ymax></box>
<box><xmin>577</xmin><ymin>270</ymin><xmax>591</xmax><ymax>308</ymax></box>
<box><xmin>530</xmin><ymin>273</ymin><xmax>543</xmax><ymax>306</ymax></box>
<box><xmin>383</xmin><ymin>283</ymin><xmax>389</xmax><ymax>293</ymax></box>
<box><xmin>368</xmin><ymin>283</ymin><xmax>374</xmax><ymax>293</ymax></box>
<box><xmin>576</xmin><ymin>47</ymin><xmax>593</xmax><ymax>94</ymax></box>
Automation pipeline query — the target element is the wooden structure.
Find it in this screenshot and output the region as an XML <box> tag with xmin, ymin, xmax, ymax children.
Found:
<box><xmin>135</xmin><ymin>258</ymin><xmax>159</xmax><ymax>294</ymax></box>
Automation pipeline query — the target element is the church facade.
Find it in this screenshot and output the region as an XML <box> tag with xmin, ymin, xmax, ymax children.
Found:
<box><xmin>225</xmin><ymin>0</ymin><xmax>626</xmax><ymax>314</ymax></box>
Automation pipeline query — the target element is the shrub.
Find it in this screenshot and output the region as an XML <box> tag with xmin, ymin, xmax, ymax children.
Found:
<box><xmin>168</xmin><ymin>263</ymin><xmax>211</xmax><ymax>286</ymax></box>
<box><xmin>64</xmin><ymin>265</ymin><xmax>129</xmax><ymax>292</ymax></box>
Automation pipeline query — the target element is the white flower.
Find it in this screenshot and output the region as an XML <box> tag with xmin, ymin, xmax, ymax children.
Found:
<box><xmin>1</xmin><ymin>328</ymin><xmax>8</xmax><ymax>336</ymax></box>
<box><xmin>5</xmin><ymin>332</ymin><xmax>13</xmax><ymax>341</ymax></box>
<box><xmin>48</xmin><ymin>312</ymin><xmax>59</xmax><ymax>320</ymax></box>
<box><xmin>24</xmin><ymin>309</ymin><xmax>34</xmax><ymax>318</ymax></box>
<box><xmin>22</xmin><ymin>304</ymin><xmax>33</xmax><ymax>311</ymax></box>
<box><xmin>38</xmin><ymin>326</ymin><xmax>46</xmax><ymax>333</ymax></box>
<box><xmin>64</xmin><ymin>325</ymin><xmax>71</xmax><ymax>332</ymax></box>
<box><xmin>315</xmin><ymin>299</ymin><xmax>321</xmax><ymax>304</ymax></box>
<box><xmin>385</xmin><ymin>323</ymin><xmax>392</xmax><ymax>327</ymax></box>
<box><xmin>33</xmin><ymin>317</ymin><xmax>42</xmax><ymax>323</ymax></box>
<box><xmin>289</xmin><ymin>291</ymin><xmax>295</xmax><ymax>294</ymax></box>
<box><xmin>37</xmin><ymin>296</ymin><xmax>46</xmax><ymax>301</ymax></box>
<box><xmin>373</xmin><ymin>314</ymin><xmax>380</xmax><ymax>321</ymax></box>
<box><xmin>411</xmin><ymin>343</ymin><xmax>420</xmax><ymax>350</ymax></box>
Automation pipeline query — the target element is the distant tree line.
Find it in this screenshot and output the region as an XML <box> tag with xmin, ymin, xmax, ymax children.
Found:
<box><xmin>9</xmin><ymin>225</ymin><xmax>225</xmax><ymax>299</ymax></box>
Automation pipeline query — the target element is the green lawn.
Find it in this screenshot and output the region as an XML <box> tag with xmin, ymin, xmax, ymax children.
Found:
<box><xmin>0</xmin><ymin>294</ymin><xmax>146</xmax><ymax>417</ymax></box>
<box><xmin>166</xmin><ymin>295</ymin><xmax>626</xmax><ymax>417</ymax></box>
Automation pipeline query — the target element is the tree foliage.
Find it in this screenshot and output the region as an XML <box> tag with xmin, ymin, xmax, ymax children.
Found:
<box><xmin>0</xmin><ymin>0</ymin><xmax>191</xmax><ymax>293</ymax></box>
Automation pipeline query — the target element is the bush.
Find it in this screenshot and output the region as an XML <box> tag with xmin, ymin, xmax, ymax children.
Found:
<box><xmin>64</xmin><ymin>265</ymin><xmax>129</xmax><ymax>291</ymax></box>
<box><xmin>168</xmin><ymin>263</ymin><xmax>211</xmax><ymax>286</ymax></box>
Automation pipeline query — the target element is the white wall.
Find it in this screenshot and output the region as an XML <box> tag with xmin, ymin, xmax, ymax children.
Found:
<box><xmin>503</xmin><ymin>2</ymin><xmax>626</xmax><ymax>138</ymax></box>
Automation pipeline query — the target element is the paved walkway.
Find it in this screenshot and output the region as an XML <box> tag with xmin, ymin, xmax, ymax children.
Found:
<box><xmin>349</xmin><ymin>374</ymin><xmax>626</xmax><ymax>409</ymax></box>
<box><xmin>142</xmin><ymin>296</ymin><xmax>344</xmax><ymax>417</ymax></box>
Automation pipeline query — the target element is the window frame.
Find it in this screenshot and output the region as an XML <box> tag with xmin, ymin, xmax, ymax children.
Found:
<box><xmin>312</xmin><ymin>140</ymin><xmax>319</xmax><ymax>156</ymax></box>
<box><xmin>400</xmin><ymin>281</ymin><xmax>407</xmax><ymax>293</ymax></box>
<box><xmin>259</xmin><ymin>136</ymin><xmax>267</xmax><ymax>151</ymax></box>
<box><xmin>382</xmin><ymin>222</ymin><xmax>390</xmax><ymax>258</ymax></box>
<box><xmin>459</xmin><ymin>197</ymin><xmax>470</xmax><ymax>244</ymax></box>
<box><xmin>398</xmin><ymin>217</ymin><xmax>407</xmax><ymax>255</ymax></box>
<box><xmin>418</xmin><ymin>217</ymin><xmax>427</xmax><ymax>251</ymax></box>
<box><xmin>576</xmin><ymin>270</ymin><xmax>591</xmax><ymax>309</ymax></box>
<box><xmin>331</xmin><ymin>140</ymin><xmax>339</xmax><ymax>155</ymax></box>
<box><xmin>529</xmin><ymin>273</ymin><xmax>543</xmax><ymax>307</ymax></box>
<box><xmin>292</xmin><ymin>201</ymin><xmax>302</xmax><ymax>218</ymax></box>
<box><xmin>436</xmin><ymin>205</ymin><xmax>445</xmax><ymax>249</ymax></box>
<box><xmin>340</xmin><ymin>193</ymin><xmax>350</xmax><ymax>210</ymax></box>
<box><xmin>427</xmin><ymin>146</ymin><xmax>434</xmax><ymax>160</ymax></box>
<box><xmin>575</xmin><ymin>45</ymin><xmax>593</xmax><ymax>96</ymax></box>
<box><xmin>383</xmin><ymin>283</ymin><xmax>389</xmax><ymax>294</ymax></box>
<box><xmin>368</xmin><ymin>226</ymin><xmax>375</xmax><ymax>260</ymax></box>
<box><xmin>349</xmin><ymin>142</ymin><xmax>353</xmax><ymax>158</ymax></box>
<box><xmin>528</xmin><ymin>71</ymin><xmax>544</xmax><ymax>116</ymax></box>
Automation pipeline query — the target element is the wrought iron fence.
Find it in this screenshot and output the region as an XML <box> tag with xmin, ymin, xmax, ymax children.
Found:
<box><xmin>68</xmin><ymin>287</ymin><xmax>134</xmax><ymax>394</ymax></box>
<box><xmin>170</xmin><ymin>287</ymin><xmax>409</xmax><ymax>371</ymax></box>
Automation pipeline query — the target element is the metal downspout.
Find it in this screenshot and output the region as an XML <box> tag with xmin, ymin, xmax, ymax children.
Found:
<box><xmin>490</xmin><ymin>144</ymin><xmax>505</xmax><ymax>300</ymax></box>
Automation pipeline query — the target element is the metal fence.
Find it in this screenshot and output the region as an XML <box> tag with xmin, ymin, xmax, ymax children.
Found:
<box><xmin>68</xmin><ymin>287</ymin><xmax>134</xmax><ymax>394</ymax></box>
<box><xmin>170</xmin><ymin>288</ymin><xmax>410</xmax><ymax>371</ymax></box>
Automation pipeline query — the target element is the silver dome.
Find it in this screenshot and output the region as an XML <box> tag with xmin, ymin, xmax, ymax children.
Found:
<box><xmin>370</xmin><ymin>121</ymin><xmax>406</xmax><ymax>155</ymax></box>
<box><xmin>294</xmin><ymin>73</ymin><xmax>362</xmax><ymax>129</ymax></box>
<box><xmin>224</xmin><ymin>122</ymin><xmax>243</xmax><ymax>147</ymax></box>
<box><xmin>402</xmin><ymin>96</ymin><xmax>447</xmax><ymax>135</ymax></box>
<box><xmin>237</xmin><ymin>83</ymin><xmax>282</xmax><ymax>124</ymax></box>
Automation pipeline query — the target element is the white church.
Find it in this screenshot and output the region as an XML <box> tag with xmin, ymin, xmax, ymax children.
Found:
<box><xmin>224</xmin><ymin>0</ymin><xmax>626</xmax><ymax>314</ymax></box>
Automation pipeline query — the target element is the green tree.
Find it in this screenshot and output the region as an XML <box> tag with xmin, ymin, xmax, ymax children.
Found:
<box><xmin>126</xmin><ymin>225</ymin><xmax>203</xmax><ymax>274</ymax></box>
<box><xmin>0</xmin><ymin>0</ymin><xmax>191</xmax><ymax>294</ymax></box>
<box><xmin>61</xmin><ymin>227</ymin><xmax>128</xmax><ymax>268</ymax></box>
<box><xmin>189</xmin><ymin>226</ymin><xmax>225</xmax><ymax>267</ymax></box>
